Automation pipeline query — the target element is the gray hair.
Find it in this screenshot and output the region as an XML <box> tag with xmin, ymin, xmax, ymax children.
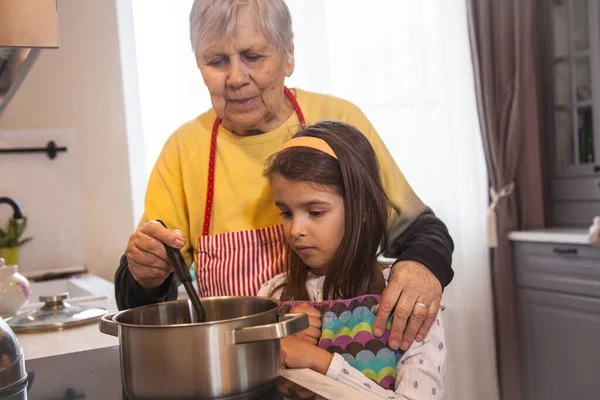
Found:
<box><xmin>190</xmin><ymin>0</ymin><xmax>294</xmax><ymax>59</ymax></box>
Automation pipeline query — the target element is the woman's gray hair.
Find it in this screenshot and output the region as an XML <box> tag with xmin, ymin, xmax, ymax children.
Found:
<box><xmin>190</xmin><ymin>0</ymin><xmax>294</xmax><ymax>59</ymax></box>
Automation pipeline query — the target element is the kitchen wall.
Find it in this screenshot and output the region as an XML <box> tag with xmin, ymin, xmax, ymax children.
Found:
<box><xmin>0</xmin><ymin>0</ymin><xmax>143</xmax><ymax>281</ymax></box>
<box><xmin>0</xmin><ymin>129</ymin><xmax>86</xmax><ymax>273</ymax></box>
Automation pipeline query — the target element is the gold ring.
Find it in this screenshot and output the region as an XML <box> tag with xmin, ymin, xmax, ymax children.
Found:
<box><xmin>415</xmin><ymin>302</ymin><xmax>428</xmax><ymax>308</ymax></box>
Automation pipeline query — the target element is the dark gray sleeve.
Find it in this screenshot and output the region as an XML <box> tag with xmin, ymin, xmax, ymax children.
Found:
<box><xmin>384</xmin><ymin>212</ymin><xmax>455</xmax><ymax>289</ymax></box>
<box><xmin>114</xmin><ymin>254</ymin><xmax>178</xmax><ymax>310</ymax></box>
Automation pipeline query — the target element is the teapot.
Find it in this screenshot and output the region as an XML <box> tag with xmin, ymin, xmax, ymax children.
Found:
<box><xmin>0</xmin><ymin>258</ymin><xmax>30</xmax><ymax>317</ymax></box>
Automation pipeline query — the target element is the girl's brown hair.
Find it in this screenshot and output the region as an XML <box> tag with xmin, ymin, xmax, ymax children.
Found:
<box><xmin>265</xmin><ymin>121</ymin><xmax>390</xmax><ymax>300</ymax></box>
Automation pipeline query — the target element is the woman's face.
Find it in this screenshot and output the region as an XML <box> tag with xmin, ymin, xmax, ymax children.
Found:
<box><xmin>196</xmin><ymin>7</ymin><xmax>295</xmax><ymax>135</ymax></box>
<box><xmin>271</xmin><ymin>174</ymin><xmax>345</xmax><ymax>275</ymax></box>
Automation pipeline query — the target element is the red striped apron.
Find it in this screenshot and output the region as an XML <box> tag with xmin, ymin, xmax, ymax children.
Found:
<box><xmin>196</xmin><ymin>87</ymin><xmax>306</xmax><ymax>297</ymax></box>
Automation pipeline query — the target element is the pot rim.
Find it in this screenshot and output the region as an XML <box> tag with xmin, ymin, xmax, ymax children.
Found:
<box><xmin>111</xmin><ymin>296</ymin><xmax>281</xmax><ymax>329</ymax></box>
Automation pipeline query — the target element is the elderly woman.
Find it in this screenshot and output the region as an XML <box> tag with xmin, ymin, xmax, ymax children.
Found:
<box><xmin>115</xmin><ymin>0</ymin><xmax>454</xmax><ymax>352</ymax></box>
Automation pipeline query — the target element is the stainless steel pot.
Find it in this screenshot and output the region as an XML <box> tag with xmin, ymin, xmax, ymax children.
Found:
<box><xmin>100</xmin><ymin>296</ymin><xmax>308</xmax><ymax>400</ymax></box>
<box><xmin>0</xmin><ymin>317</ymin><xmax>27</xmax><ymax>399</ymax></box>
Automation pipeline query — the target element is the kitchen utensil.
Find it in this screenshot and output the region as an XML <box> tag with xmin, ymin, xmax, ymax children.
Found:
<box><xmin>0</xmin><ymin>317</ymin><xmax>27</xmax><ymax>399</ymax></box>
<box><xmin>99</xmin><ymin>296</ymin><xmax>308</xmax><ymax>399</ymax></box>
<box><xmin>6</xmin><ymin>293</ymin><xmax>106</xmax><ymax>333</ymax></box>
<box><xmin>155</xmin><ymin>219</ymin><xmax>206</xmax><ymax>322</ymax></box>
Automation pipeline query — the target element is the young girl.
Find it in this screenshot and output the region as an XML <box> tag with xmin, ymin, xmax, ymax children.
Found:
<box><xmin>258</xmin><ymin>121</ymin><xmax>446</xmax><ymax>399</ymax></box>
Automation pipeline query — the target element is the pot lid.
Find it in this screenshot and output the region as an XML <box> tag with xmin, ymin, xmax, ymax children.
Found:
<box><xmin>6</xmin><ymin>293</ymin><xmax>106</xmax><ymax>333</ymax></box>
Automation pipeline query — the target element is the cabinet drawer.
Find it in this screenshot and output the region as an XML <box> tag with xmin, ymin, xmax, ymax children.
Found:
<box><xmin>517</xmin><ymin>289</ymin><xmax>600</xmax><ymax>400</ymax></box>
<box><xmin>513</xmin><ymin>241</ymin><xmax>600</xmax><ymax>297</ymax></box>
<box><xmin>552</xmin><ymin>177</ymin><xmax>600</xmax><ymax>200</ymax></box>
<box><xmin>552</xmin><ymin>201</ymin><xmax>600</xmax><ymax>226</ymax></box>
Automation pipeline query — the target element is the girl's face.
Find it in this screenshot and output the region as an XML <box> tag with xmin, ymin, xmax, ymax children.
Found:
<box><xmin>271</xmin><ymin>173</ymin><xmax>345</xmax><ymax>275</ymax></box>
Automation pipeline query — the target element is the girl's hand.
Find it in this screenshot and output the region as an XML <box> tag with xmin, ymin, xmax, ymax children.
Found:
<box><xmin>290</xmin><ymin>303</ymin><xmax>322</xmax><ymax>345</ymax></box>
<box><xmin>280</xmin><ymin>337</ymin><xmax>333</xmax><ymax>375</ymax></box>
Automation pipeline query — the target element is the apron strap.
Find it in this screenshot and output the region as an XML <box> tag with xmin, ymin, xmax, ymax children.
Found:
<box><xmin>202</xmin><ymin>87</ymin><xmax>306</xmax><ymax>236</ymax></box>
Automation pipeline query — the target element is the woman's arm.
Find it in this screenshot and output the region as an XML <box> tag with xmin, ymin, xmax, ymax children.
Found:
<box><xmin>340</xmin><ymin>103</ymin><xmax>453</xmax><ymax>349</ymax></box>
<box><xmin>343</xmin><ymin>104</ymin><xmax>454</xmax><ymax>287</ymax></box>
<box><xmin>386</xmin><ymin>214</ymin><xmax>454</xmax><ymax>288</ymax></box>
<box><xmin>114</xmin><ymin>254</ymin><xmax>178</xmax><ymax>310</ymax></box>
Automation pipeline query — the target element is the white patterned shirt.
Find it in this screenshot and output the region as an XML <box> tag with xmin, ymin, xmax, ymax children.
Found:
<box><xmin>258</xmin><ymin>268</ymin><xmax>447</xmax><ymax>400</ymax></box>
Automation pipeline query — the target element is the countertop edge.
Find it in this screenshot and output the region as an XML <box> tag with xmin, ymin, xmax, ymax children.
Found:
<box><xmin>508</xmin><ymin>229</ymin><xmax>591</xmax><ymax>245</ymax></box>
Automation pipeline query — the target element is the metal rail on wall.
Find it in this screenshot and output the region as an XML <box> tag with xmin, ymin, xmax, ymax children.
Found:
<box><xmin>0</xmin><ymin>141</ymin><xmax>67</xmax><ymax>159</ymax></box>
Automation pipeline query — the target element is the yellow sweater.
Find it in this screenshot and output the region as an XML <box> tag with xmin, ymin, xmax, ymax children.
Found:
<box><xmin>141</xmin><ymin>88</ymin><xmax>428</xmax><ymax>266</ymax></box>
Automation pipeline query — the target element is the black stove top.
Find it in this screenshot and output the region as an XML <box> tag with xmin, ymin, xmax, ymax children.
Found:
<box><xmin>22</xmin><ymin>346</ymin><xmax>323</xmax><ymax>400</ymax></box>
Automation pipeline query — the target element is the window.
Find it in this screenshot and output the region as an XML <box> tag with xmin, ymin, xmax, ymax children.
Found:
<box><xmin>130</xmin><ymin>2</ymin><xmax>497</xmax><ymax>398</ymax></box>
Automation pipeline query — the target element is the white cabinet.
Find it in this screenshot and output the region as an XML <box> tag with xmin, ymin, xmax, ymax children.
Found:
<box><xmin>544</xmin><ymin>0</ymin><xmax>600</xmax><ymax>225</ymax></box>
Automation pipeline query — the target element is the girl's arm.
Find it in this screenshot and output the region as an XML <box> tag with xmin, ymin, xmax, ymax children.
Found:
<box><xmin>323</xmin><ymin>311</ymin><xmax>447</xmax><ymax>400</ymax></box>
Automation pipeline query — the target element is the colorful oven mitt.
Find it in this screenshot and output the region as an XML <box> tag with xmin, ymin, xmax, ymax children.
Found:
<box><xmin>279</xmin><ymin>294</ymin><xmax>404</xmax><ymax>390</ymax></box>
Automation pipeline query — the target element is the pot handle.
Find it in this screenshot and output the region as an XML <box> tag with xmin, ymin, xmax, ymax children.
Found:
<box><xmin>226</xmin><ymin>313</ymin><xmax>309</xmax><ymax>345</ymax></box>
<box><xmin>99</xmin><ymin>312</ymin><xmax>119</xmax><ymax>337</ymax></box>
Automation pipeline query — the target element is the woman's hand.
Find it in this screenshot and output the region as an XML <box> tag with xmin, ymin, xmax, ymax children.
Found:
<box><xmin>125</xmin><ymin>220</ymin><xmax>187</xmax><ymax>289</ymax></box>
<box><xmin>290</xmin><ymin>303</ymin><xmax>322</xmax><ymax>345</ymax></box>
<box><xmin>373</xmin><ymin>260</ymin><xmax>442</xmax><ymax>351</ymax></box>
<box><xmin>280</xmin><ymin>337</ymin><xmax>333</xmax><ymax>375</ymax></box>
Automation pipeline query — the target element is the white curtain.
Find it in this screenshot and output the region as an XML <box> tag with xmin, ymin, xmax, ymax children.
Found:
<box><xmin>131</xmin><ymin>1</ymin><xmax>499</xmax><ymax>399</ymax></box>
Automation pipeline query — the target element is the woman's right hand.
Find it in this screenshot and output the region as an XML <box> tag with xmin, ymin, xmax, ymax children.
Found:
<box><xmin>125</xmin><ymin>220</ymin><xmax>187</xmax><ymax>289</ymax></box>
<box><xmin>290</xmin><ymin>303</ymin><xmax>322</xmax><ymax>345</ymax></box>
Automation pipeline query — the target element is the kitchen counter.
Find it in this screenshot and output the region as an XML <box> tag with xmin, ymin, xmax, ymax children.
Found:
<box><xmin>15</xmin><ymin>274</ymin><xmax>119</xmax><ymax>360</ymax></box>
<box><xmin>14</xmin><ymin>274</ymin><xmax>370</xmax><ymax>399</ymax></box>
<box><xmin>508</xmin><ymin>227</ymin><xmax>592</xmax><ymax>245</ymax></box>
